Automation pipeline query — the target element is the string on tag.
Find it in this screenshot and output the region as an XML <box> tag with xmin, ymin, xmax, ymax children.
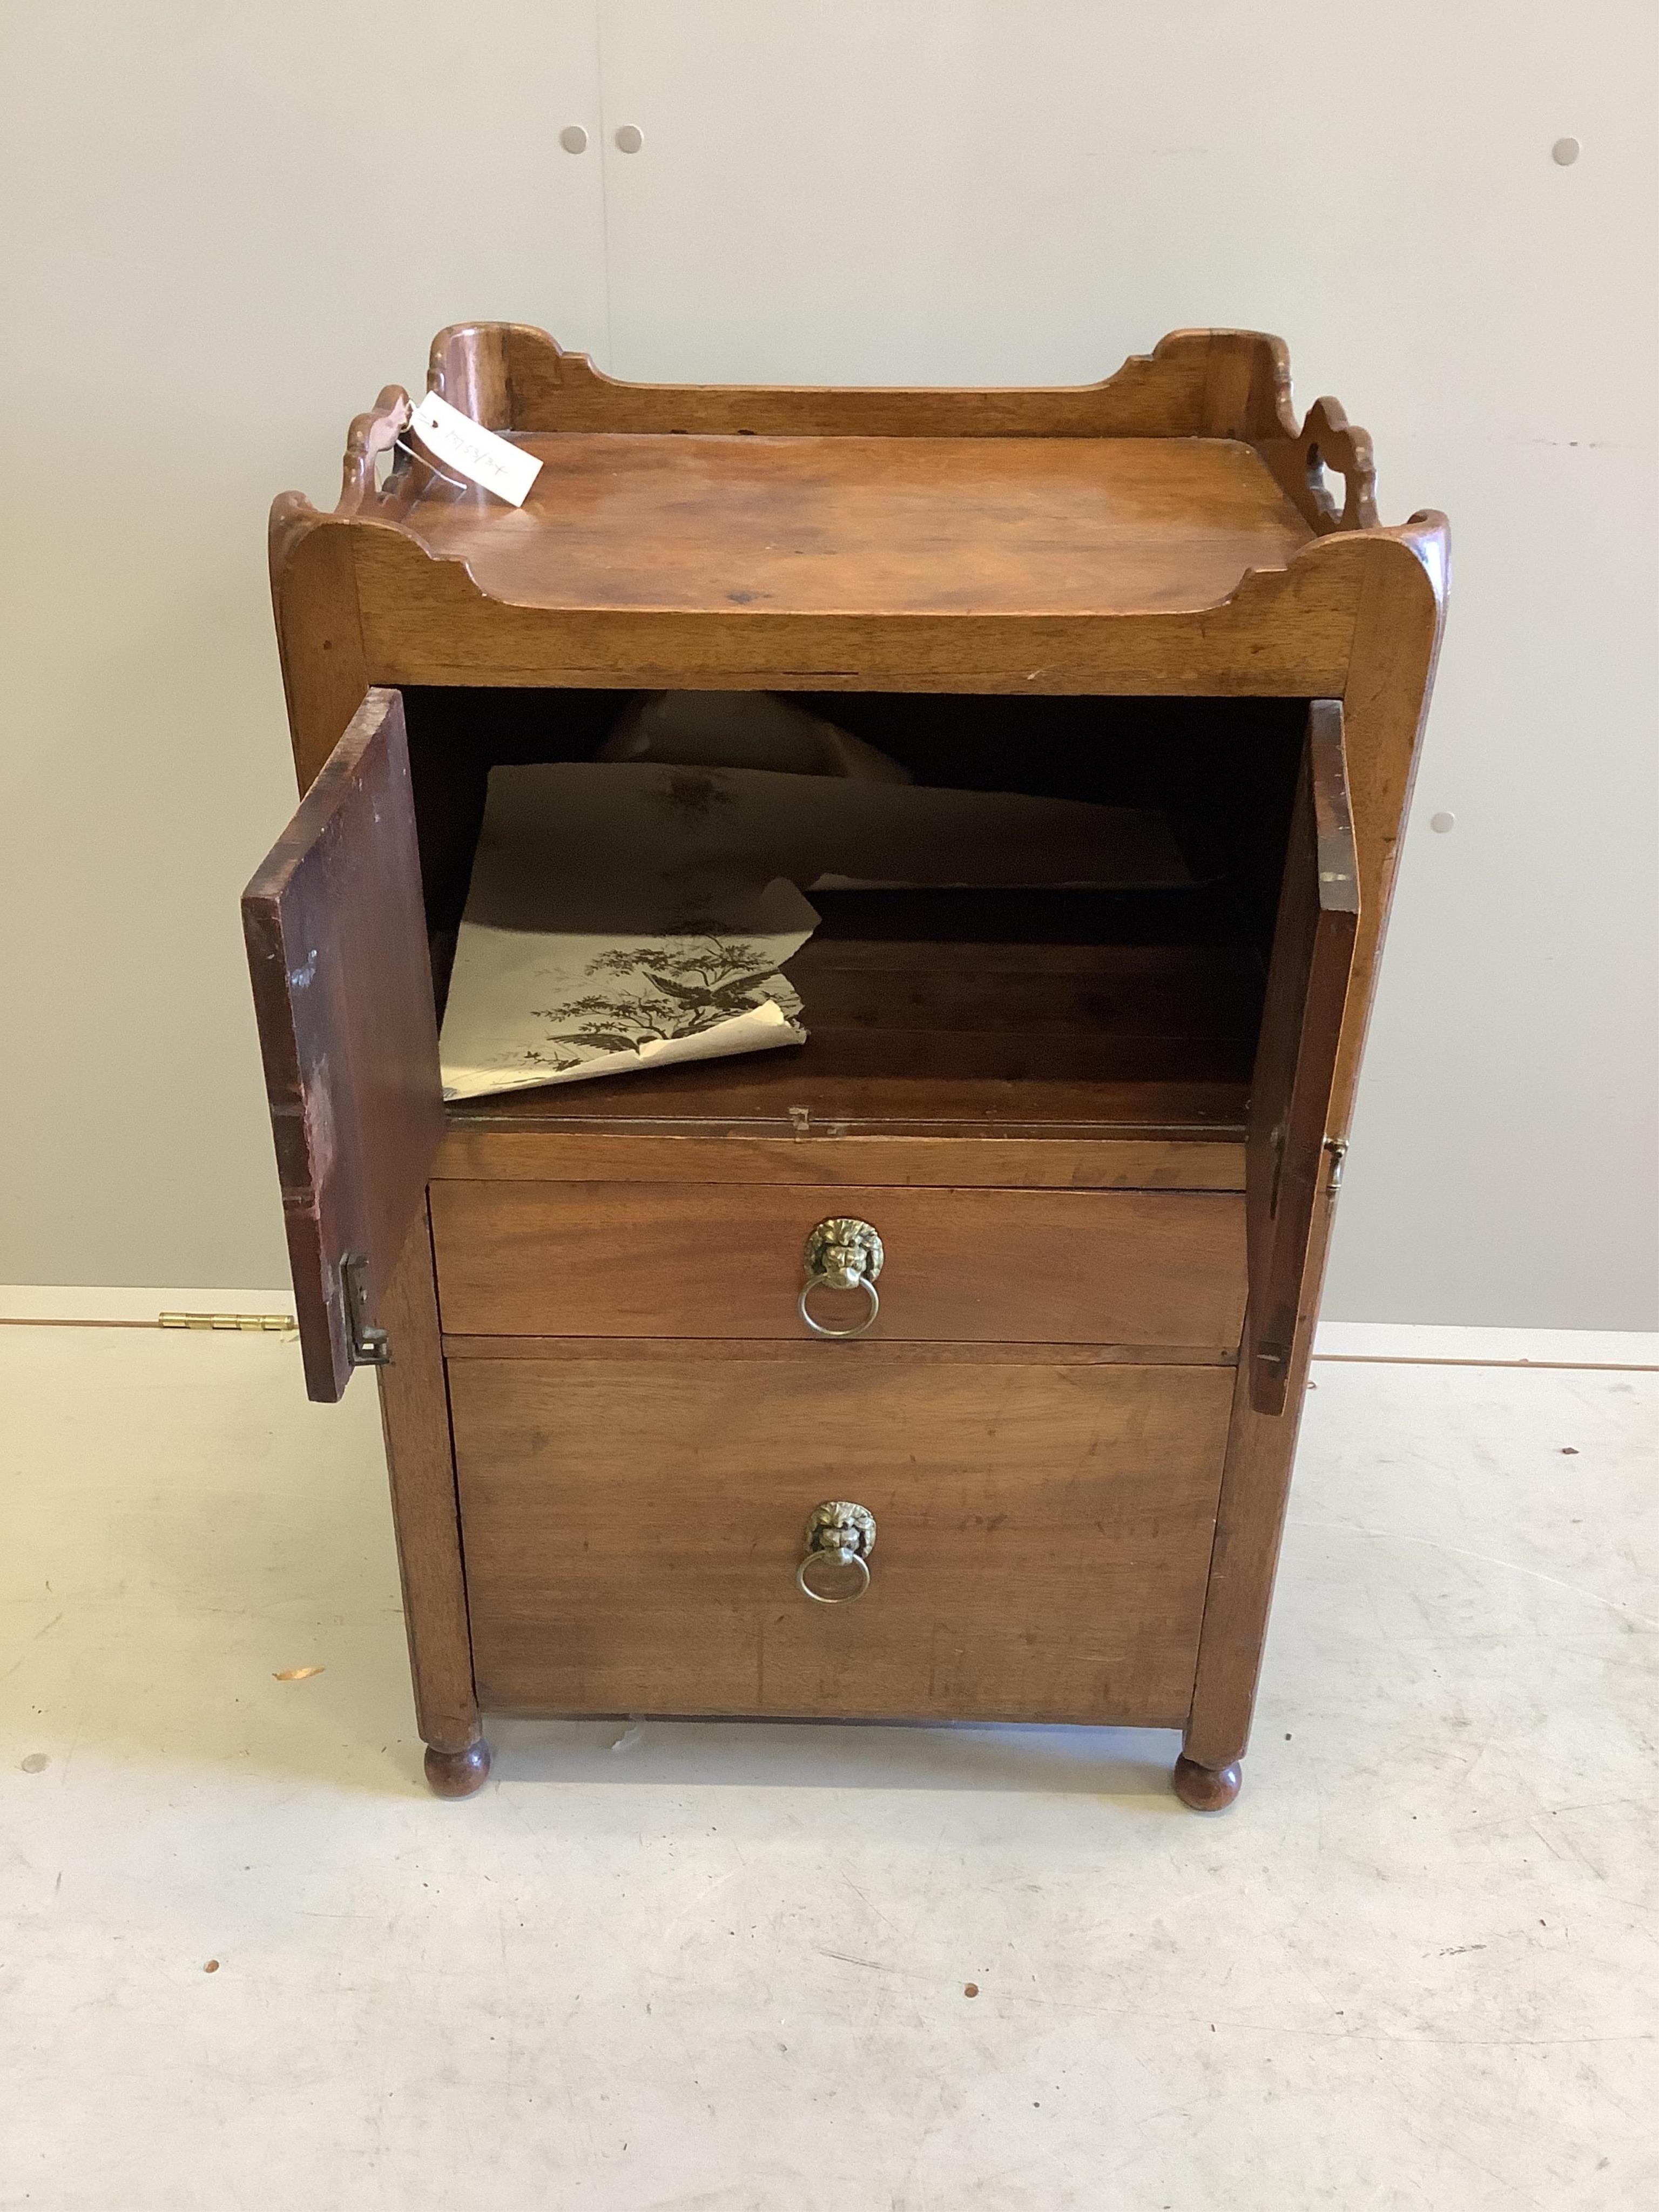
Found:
<box><xmin>393</xmin><ymin>434</ymin><xmax>472</xmax><ymax>495</ymax></box>
<box><xmin>404</xmin><ymin>388</ymin><xmax>543</xmax><ymax>506</ymax></box>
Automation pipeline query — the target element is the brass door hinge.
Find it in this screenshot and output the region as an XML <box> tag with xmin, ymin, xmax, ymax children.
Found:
<box><xmin>159</xmin><ymin>1311</ymin><xmax>295</xmax><ymax>1333</ymax></box>
<box><xmin>340</xmin><ymin>1253</ymin><xmax>392</xmax><ymax>1368</ymax></box>
<box><xmin>1324</xmin><ymin>1137</ymin><xmax>1348</xmax><ymax>1192</ymax></box>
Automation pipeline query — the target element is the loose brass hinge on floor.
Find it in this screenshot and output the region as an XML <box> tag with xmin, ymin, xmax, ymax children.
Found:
<box><xmin>158</xmin><ymin>1312</ymin><xmax>295</xmax><ymax>1333</ymax></box>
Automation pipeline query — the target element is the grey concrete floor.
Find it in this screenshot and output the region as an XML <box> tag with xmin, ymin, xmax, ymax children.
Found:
<box><xmin>1</xmin><ymin>1323</ymin><xmax>1654</xmax><ymax>2210</ymax></box>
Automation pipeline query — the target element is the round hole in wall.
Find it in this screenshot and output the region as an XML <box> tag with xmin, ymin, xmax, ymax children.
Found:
<box><xmin>1429</xmin><ymin>811</ymin><xmax>1455</xmax><ymax>834</ymax></box>
<box><xmin>559</xmin><ymin>125</ymin><xmax>589</xmax><ymax>156</ymax></box>
<box><xmin>1552</xmin><ymin>137</ymin><xmax>1581</xmax><ymax>166</ymax></box>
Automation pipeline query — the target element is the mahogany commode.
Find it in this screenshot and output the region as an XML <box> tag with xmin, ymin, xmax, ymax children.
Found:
<box><xmin>244</xmin><ymin>325</ymin><xmax>1447</xmax><ymax>1806</ymax></box>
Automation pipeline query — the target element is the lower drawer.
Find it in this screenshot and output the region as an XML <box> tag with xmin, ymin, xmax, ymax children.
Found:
<box><xmin>449</xmin><ymin>1351</ymin><xmax>1232</xmax><ymax>1727</ymax></box>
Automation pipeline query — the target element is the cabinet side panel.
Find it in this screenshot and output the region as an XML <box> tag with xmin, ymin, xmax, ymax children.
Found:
<box><xmin>1184</xmin><ymin>1188</ymin><xmax>1336</xmax><ymax>1769</ymax></box>
<box><xmin>378</xmin><ymin>1200</ymin><xmax>480</xmax><ymax>1757</ymax></box>
<box><xmin>270</xmin><ymin>510</ymin><xmax>371</xmax><ymax>795</ymax></box>
<box><xmin>1329</xmin><ymin>526</ymin><xmax>1449</xmax><ymax>1129</ymax></box>
<box><xmin>1245</xmin><ymin>705</ymin><xmax>1359</xmax><ymax>1412</ymax></box>
<box><xmin>1183</xmin><ymin>529</ymin><xmax>1446</xmax><ymax>1767</ymax></box>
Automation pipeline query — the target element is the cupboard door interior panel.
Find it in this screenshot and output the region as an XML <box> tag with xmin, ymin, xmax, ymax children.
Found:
<box><xmin>1245</xmin><ymin>701</ymin><xmax>1360</xmax><ymax>1413</ymax></box>
<box><xmin>242</xmin><ymin>689</ymin><xmax>444</xmax><ymax>1400</ymax></box>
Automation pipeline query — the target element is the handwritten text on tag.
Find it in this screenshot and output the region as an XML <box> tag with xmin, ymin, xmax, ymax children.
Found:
<box><xmin>408</xmin><ymin>390</ymin><xmax>542</xmax><ymax>508</ymax></box>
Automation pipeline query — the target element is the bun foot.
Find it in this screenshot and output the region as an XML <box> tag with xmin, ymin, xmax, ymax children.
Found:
<box><xmin>1172</xmin><ymin>1754</ymin><xmax>1242</xmax><ymax>1812</ymax></box>
<box><xmin>424</xmin><ymin>1739</ymin><xmax>491</xmax><ymax>1798</ymax></box>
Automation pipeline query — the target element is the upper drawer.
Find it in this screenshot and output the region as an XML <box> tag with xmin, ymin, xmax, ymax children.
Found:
<box><xmin>431</xmin><ymin>1180</ymin><xmax>1245</xmax><ymax>1351</ymax></box>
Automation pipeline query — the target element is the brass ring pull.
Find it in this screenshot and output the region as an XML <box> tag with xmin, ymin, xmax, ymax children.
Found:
<box><xmin>797</xmin><ymin>1501</ymin><xmax>876</xmax><ymax>1603</ymax></box>
<box><xmin>798</xmin><ymin>1273</ymin><xmax>880</xmax><ymax>1339</ymax></box>
<box><xmin>798</xmin><ymin>1547</ymin><xmax>870</xmax><ymax>1601</ymax></box>
<box><xmin>799</xmin><ymin>1217</ymin><xmax>884</xmax><ymax>1341</ymax></box>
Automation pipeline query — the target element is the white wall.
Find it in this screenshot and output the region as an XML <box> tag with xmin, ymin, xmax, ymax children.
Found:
<box><xmin>3</xmin><ymin>3</ymin><xmax>1655</xmax><ymax>1327</ymax></box>
<box><xmin>1</xmin><ymin>5</ymin><xmax>607</xmax><ymax>1289</ymax></box>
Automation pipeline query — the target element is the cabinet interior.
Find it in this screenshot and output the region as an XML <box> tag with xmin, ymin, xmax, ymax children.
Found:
<box><xmin>401</xmin><ymin>686</ymin><xmax>1309</xmax><ymax>1138</ymax></box>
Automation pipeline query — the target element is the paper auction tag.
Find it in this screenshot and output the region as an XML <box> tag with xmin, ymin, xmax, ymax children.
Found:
<box><xmin>407</xmin><ymin>390</ymin><xmax>542</xmax><ymax>507</ymax></box>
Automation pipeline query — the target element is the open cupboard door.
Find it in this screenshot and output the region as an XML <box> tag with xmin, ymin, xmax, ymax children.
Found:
<box><xmin>1246</xmin><ymin>700</ymin><xmax>1360</xmax><ymax>1415</ymax></box>
<box><xmin>242</xmin><ymin>689</ymin><xmax>444</xmax><ymax>1401</ymax></box>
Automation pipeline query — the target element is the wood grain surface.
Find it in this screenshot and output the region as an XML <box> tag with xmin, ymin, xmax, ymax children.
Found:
<box><xmin>427</xmin><ymin>322</ymin><xmax>1294</xmax><ymax>441</ymax></box>
<box><xmin>340</xmin><ymin>509</ymin><xmax>1370</xmax><ymax>697</ymax></box>
<box><xmin>396</xmin><ymin>433</ymin><xmax>1312</xmax><ymax>618</ymax></box>
<box><xmin>430</xmin><ymin>1181</ymin><xmax>1246</xmax><ymax>1350</ymax></box>
<box><xmin>433</xmin><ymin>1129</ymin><xmax>1247</xmax><ymax>1191</ymax></box>
<box><xmin>441</xmin><ymin>1334</ymin><xmax>1236</xmax><ymax>1368</ymax></box>
<box><xmin>1245</xmin><ymin>703</ymin><xmax>1359</xmax><ymax>1413</ymax></box>
<box><xmin>1183</xmin><ymin>1189</ymin><xmax>1339</xmax><ymax>1773</ymax></box>
<box><xmin>267</xmin><ymin>506</ymin><xmax>370</xmax><ymax>797</ymax></box>
<box><xmin>269</xmin><ymin>517</ymin><xmax>1437</xmax><ymax>787</ymax></box>
<box><xmin>439</xmin><ymin>935</ymin><xmax>1259</xmax><ymax>1150</ymax></box>
<box><xmin>241</xmin><ymin>690</ymin><xmax>444</xmax><ymax>1399</ymax></box>
<box><xmin>443</xmin><ymin>1074</ymin><xmax>1252</xmax><ymax>1147</ymax></box>
<box><xmin>270</xmin><ymin>331</ymin><xmax>1445</xmax><ymax>804</ymax></box>
<box><xmin>450</xmin><ymin>1355</ymin><xmax>1233</xmax><ymax>1724</ymax></box>
<box><xmin>376</xmin><ymin>1203</ymin><xmax>481</xmax><ymax>1757</ymax></box>
<box><xmin>257</xmin><ymin>331</ymin><xmax>1448</xmax><ymax>1802</ymax></box>
<box><xmin>1324</xmin><ymin>516</ymin><xmax>1449</xmax><ymax>1130</ymax></box>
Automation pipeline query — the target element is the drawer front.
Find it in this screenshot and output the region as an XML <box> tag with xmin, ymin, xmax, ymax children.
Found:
<box><xmin>450</xmin><ymin>1353</ymin><xmax>1232</xmax><ymax>1725</ymax></box>
<box><xmin>431</xmin><ymin>1180</ymin><xmax>1245</xmax><ymax>1352</ymax></box>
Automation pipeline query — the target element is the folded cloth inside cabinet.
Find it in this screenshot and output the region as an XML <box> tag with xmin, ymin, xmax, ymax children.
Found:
<box><xmin>438</xmin><ymin>761</ymin><xmax>1192</xmax><ymax>1100</ymax></box>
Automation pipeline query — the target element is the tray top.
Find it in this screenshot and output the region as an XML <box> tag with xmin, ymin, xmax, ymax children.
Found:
<box><xmin>399</xmin><ymin>432</ymin><xmax>1314</xmax><ymax>619</ymax></box>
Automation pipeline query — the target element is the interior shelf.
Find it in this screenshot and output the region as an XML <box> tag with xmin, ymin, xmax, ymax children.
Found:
<box><xmin>413</xmin><ymin>684</ymin><xmax>1303</xmax><ymax>1143</ymax></box>
<box><xmin>443</xmin><ymin>929</ymin><xmax>1260</xmax><ymax>1140</ymax></box>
